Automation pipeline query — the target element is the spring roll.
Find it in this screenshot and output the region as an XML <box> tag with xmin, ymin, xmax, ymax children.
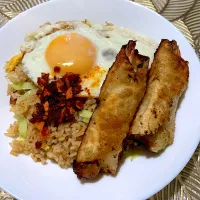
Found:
<box><xmin>73</xmin><ymin>41</ymin><xmax>149</xmax><ymax>179</ymax></box>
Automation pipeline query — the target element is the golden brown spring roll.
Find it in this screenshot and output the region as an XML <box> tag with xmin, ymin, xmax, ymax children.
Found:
<box><xmin>73</xmin><ymin>41</ymin><xmax>149</xmax><ymax>179</ymax></box>
<box><xmin>129</xmin><ymin>39</ymin><xmax>189</xmax><ymax>152</ymax></box>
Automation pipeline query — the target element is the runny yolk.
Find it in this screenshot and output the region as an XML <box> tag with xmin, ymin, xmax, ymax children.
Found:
<box><xmin>45</xmin><ymin>33</ymin><xmax>97</xmax><ymax>76</ymax></box>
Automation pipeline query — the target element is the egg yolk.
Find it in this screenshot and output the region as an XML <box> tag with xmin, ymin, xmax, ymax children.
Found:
<box><xmin>45</xmin><ymin>33</ymin><xmax>97</xmax><ymax>76</ymax></box>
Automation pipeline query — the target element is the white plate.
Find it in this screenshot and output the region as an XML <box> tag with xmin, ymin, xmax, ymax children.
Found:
<box><xmin>0</xmin><ymin>0</ymin><xmax>200</xmax><ymax>199</ymax></box>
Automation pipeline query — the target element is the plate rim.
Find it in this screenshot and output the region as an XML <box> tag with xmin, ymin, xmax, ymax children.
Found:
<box><xmin>0</xmin><ymin>0</ymin><xmax>200</xmax><ymax>199</ymax></box>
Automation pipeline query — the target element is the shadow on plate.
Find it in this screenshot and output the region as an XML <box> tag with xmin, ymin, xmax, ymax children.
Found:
<box><xmin>80</xmin><ymin>144</ymin><xmax>166</xmax><ymax>184</ymax></box>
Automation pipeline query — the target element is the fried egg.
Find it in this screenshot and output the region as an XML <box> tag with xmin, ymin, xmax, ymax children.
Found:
<box><xmin>21</xmin><ymin>21</ymin><xmax>157</xmax><ymax>97</ymax></box>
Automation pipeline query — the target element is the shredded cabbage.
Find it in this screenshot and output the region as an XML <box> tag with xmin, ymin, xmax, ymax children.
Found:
<box><xmin>79</xmin><ymin>110</ymin><xmax>93</xmax><ymax>119</ymax></box>
<box><xmin>17</xmin><ymin>89</ymin><xmax>37</xmax><ymax>102</ymax></box>
<box><xmin>14</xmin><ymin>114</ymin><xmax>27</xmax><ymax>138</ymax></box>
<box><xmin>82</xmin><ymin>118</ymin><xmax>90</xmax><ymax>123</ymax></box>
<box><xmin>79</xmin><ymin>110</ymin><xmax>93</xmax><ymax>123</ymax></box>
<box><xmin>11</xmin><ymin>82</ymin><xmax>37</xmax><ymax>91</ymax></box>
<box><xmin>22</xmin><ymin>82</ymin><xmax>37</xmax><ymax>90</ymax></box>
<box><xmin>11</xmin><ymin>83</ymin><xmax>23</xmax><ymax>90</ymax></box>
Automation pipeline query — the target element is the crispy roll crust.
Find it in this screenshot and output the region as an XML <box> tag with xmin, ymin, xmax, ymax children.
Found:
<box><xmin>129</xmin><ymin>39</ymin><xmax>189</xmax><ymax>152</ymax></box>
<box><xmin>73</xmin><ymin>41</ymin><xmax>149</xmax><ymax>179</ymax></box>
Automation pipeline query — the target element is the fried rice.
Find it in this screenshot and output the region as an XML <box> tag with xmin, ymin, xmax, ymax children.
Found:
<box><xmin>5</xmin><ymin>64</ymin><xmax>97</xmax><ymax>168</ymax></box>
<box><xmin>4</xmin><ymin>20</ymin><xmax>157</xmax><ymax>168</ymax></box>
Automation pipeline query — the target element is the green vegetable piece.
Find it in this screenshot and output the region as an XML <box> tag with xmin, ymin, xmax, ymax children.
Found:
<box><xmin>11</xmin><ymin>83</ymin><xmax>23</xmax><ymax>90</ymax></box>
<box><xmin>82</xmin><ymin>118</ymin><xmax>90</xmax><ymax>123</ymax></box>
<box><xmin>79</xmin><ymin>110</ymin><xmax>93</xmax><ymax>119</ymax></box>
<box><xmin>22</xmin><ymin>82</ymin><xmax>37</xmax><ymax>90</ymax></box>
<box><xmin>14</xmin><ymin>114</ymin><xmax>27</xmax><ymax>138</ymax></box>
<box><xmin>18</xmin><ymin>90</ymin><xmax>37</xmax><ymax>101</ymax></box>
<box><xmin>11</xmin><ymin>82</ymin><xmax>37</xmax><ymax>91</ymax></box>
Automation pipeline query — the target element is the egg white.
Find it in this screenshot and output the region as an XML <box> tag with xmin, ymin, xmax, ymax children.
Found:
<box><xmin>21</xmin><ymin>21</ymin><xmax>158</xmax><ymax>97</ymax></box>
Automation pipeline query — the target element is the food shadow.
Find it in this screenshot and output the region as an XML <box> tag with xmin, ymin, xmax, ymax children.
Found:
<box><xmin>80</xmin><ymin>144</ymin><xmax>165</xmax><ymax>184</ymax></box>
